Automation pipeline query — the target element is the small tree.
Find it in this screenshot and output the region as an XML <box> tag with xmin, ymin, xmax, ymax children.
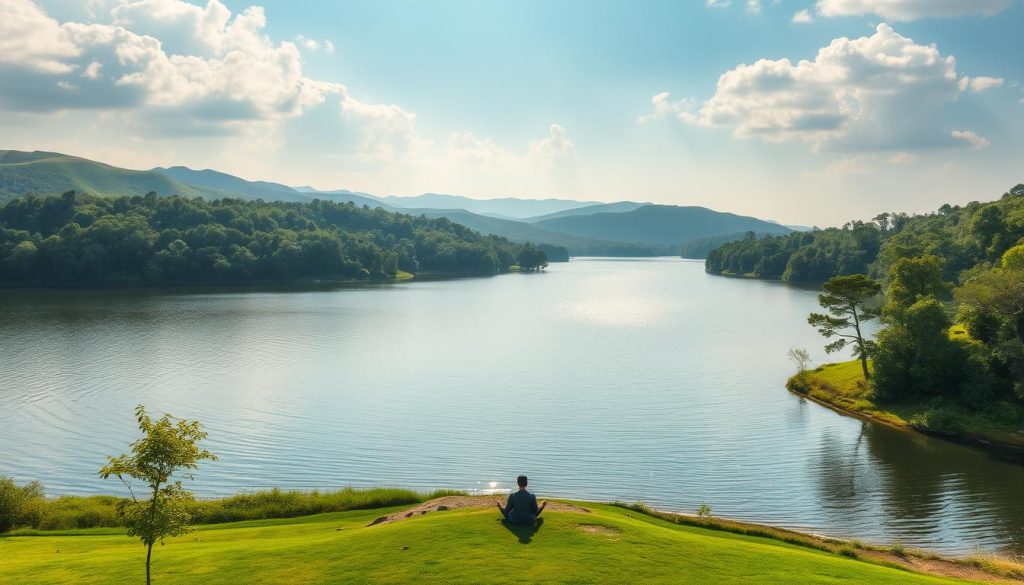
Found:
<box><xmin>100</xmin><ymin>406</ymin><xmax>216</xmax><ymax>585</ymax></box>
<box><xmin>808</xmin><ymin>274</ymin><xmax>881</xmax><ymax>381</ymax></box>
<box><xmin>787</xmin><ymin>347</ymin><xmax>811</xmax><ymax>374</ymax></box>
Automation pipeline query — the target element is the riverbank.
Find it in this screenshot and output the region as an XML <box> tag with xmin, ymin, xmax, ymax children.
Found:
<box><xmin>786</xmin><ymin>360</ymin><xmax>1024</xmax><ymax>452</ymax></box>
<box><xmin>2</xmin><ymin>495</ymin><xmax>1020</xmax><ymax>584</ymax></box>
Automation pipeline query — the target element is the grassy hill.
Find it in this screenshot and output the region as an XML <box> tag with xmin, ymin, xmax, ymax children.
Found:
<box><xmin>0</xmin><ymin>499</ymin><xmax>990</xmax><ymax>584</ymax></box>
<box><xmin>535</xmin><ymin>205</ymin><xmax>793</xmax><ymax>246</ymax></box>
<box><xmin>0</xmin><ymin>151</ymin><xmax>220</xmax><ymax>203</ymax></box>
<box><xmin>156</xmin><ymin>167</ymin><xmax>386</xmax><ymax>207</ymax></box>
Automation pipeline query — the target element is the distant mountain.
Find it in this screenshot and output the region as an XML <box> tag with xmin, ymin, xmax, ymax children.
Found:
<box><xmin>0</xmin><ymin>150</ymin><xmax>793</xmax><ymax>258</ymax></box>
<box><xmin>0</xmin><ymin>150</ymin><xmax>219</xmax><ymax>203</ymax></box>
<box><xmin>524</xmin><ymin>202</ymin><xmax>649</xmax><ymax>223</ymax></box>
<box><xmin>534</xmin><ymin>205</ymin><xmax>793</xmax><ymax>247</ymax></box>
<box><xmin>403</xmin><ymin>207</ymin><xmax>670</xmax><ymax>256</ymax></box>
<box><xmin>381</xmin><ymin>193</ymin><xmax>600</xmax><ymax>219</ymax></box>
<box><xmin>156</xmin><ymin>166</ymin><xmax>308</xmax><ymax>202</ymax></box>
<box><xmin>292</xmin><ymin>185</ymin><xmax>384</xmax><ymax>205</ymax></box>
<box><xmin>157</xmin><ymin>167</ymin><xmax>385</xmax><ymax>207</ymax></box>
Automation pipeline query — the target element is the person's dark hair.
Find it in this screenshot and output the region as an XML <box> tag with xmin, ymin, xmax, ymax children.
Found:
<box><xmin>517</xmin><ymin>475</ymin><xmax>528</xmax><ymax>487</ymax></box>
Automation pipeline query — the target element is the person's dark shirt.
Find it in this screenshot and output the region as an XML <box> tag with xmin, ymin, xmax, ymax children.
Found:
<box><xmin>504</xmin><ymin>489</ymin><xmax>539</xmax><ymax>524</ymax></box>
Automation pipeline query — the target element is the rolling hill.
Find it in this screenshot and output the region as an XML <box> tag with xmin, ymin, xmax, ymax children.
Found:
<box><xmin>0</xmin><ymin>151</ymin><xmax>219</xmax><ymax>203</ymax></box>
<box><xmin>156</xmin><ymin>167</ymin><xmax>387</xmax><ymax>207</ymax></box>
<box><xmin>381</xmin><ymin>193</ymin><xmax>601</xmax><ymax>219</ymax></box>
<box><xmin>524</xmin><ymin>201</ymin><xmax>648</xmax><ymax>222</ymax></box>
<box><xmin>0</xmin><ymin>150</ymin><xmax>796</xmax><ymax>258</ymax></box>
<box><xmin>404</xmin><ymin>208</ymin><xmax>673</xmax><ymax>256</ymax></box>
<box><xmin>534</xmin><ymin>205</ymin><xmax>793</xmax><ymax>246</ymax></box>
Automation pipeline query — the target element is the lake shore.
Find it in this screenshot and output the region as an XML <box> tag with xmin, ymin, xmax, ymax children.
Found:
<box><xmin>787</xmin><ymin>360</ymin><xmax>1024</xmax><ymax>455</ymax></box>
<box><xmin>3</xmin><ymin>491</ymin><xmax>1021</xmax><ymax>584</ymax></box>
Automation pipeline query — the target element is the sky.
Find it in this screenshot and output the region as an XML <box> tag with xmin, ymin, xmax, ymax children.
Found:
<box><xmin>1</xmin><ymin>0</ymin><xmax>1022</xmax><ymax>226</ymax></box>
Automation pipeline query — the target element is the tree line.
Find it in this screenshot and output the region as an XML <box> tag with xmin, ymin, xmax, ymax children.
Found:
<box><xmin>706</xmin><ymin>184</ymin><xmax>1024</xmax><ymax>284</ymax></box>
<box><xmin>806</xmin><ymin>246</ymin><xmax>1024</xmax><ymax>414</ymax></box>
<box><xmin>0</xmin><ymin>191</ymin><xmax>551</xmax><ymax>285</ymax></box>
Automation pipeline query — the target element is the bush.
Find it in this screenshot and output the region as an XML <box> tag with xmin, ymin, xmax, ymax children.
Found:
<box><xmin>0</xmin><ymin>477</ymin><xmax>45</xmax><ymax>532</ymax></box>
<box><xmin>2</xmin><ymin>486</ymin><xmax>464</xmax><ymax>532</ymax></box>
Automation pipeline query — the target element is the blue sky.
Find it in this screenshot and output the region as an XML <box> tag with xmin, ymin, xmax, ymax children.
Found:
<box><xmin>3</xmin><ymin>0</ymin><xmax>1023</xmax><ymax>225</ymax></box>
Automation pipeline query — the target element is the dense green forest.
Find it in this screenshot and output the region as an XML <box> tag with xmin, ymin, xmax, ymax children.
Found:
<box><xmin>778</xmin><ymin>184</ymin><xmax>1024</xmax><ymax>438</ymax></box>
<box><xmin>0</xmin><ymin>192</ymin><xmax>550</xmax><ymax>285</ymax></box>
<box><xmin>706</xmin><ymin>184</ymin><xmax>1024</xmax><ymax>284</ymax></box>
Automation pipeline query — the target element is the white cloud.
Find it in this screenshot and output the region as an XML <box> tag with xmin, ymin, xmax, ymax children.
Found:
<box><xmin>445</xmin><ymin>132</ymin><xmax>510</xmax><ymax>165</ymax></box>
<box><xmin>0</xmin><ymin>0</ymin><xmax>418</xmax><ymax>161</ymax></box>
<box><xmin>295</xmin><ymin>35</ymin><xmax>334</xmax><ymax>54</ymax></box>
<box><xmin>637</xmin><ymin>92</ymin><xmax>698</xmax><ymax>124</ymax></box>
<box><xmin>528</xmin><ymin>124</ymin><xmax>576</xmax><ymax>160</ymax></box>
<box><xmin>887</xmin><ymin>151</ymin><xmax>918</xmax><ymax>164</ymax></box>
<box><xmin>706</xmin><ymin>0</ymin><xmax>732</xmax><ymax>8</ymax></box>
<box><xmin>0</xmin><ymin>0</ymin><xmax>80</xmax><ymax>73</ymax></box>
<box><xmin>816</xmin><ymin>0</ymin><xmax>1012</xmax><ymax>21</ymax></box>
<box><xmin>792</xmin><ymin>9</ymin><xmax>814</xmax><ymax>23</ymax></box>
<box><xmin>746</xmin><ymin>0</ymin><xmax>762</xmax><ymax>13</ymax></box>
<box><xmin>643</xmin><ymin>24</ymin><xmax>987</xmax><ymax>152</ymax></box>
<box><xmin>951</xmin><ymin>130</ymin><xmax>990</xmax><ymax>150</ymax></box>
<box><xmin>959</xmin><ymin>76</ymin><xmax>1004</xmax><ymax>93</ymax></box>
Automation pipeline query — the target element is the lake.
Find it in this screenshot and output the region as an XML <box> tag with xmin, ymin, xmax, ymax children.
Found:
<box><xmin>2</xmin><ymin>258</ymin><xmax>1023</xmax><ymax>556</ymax></box>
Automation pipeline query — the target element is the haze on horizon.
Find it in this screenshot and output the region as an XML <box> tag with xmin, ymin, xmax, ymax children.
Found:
<box><xmin>1</xmin><ymin>0</ymin><xmax>1022</xmax><ymax>226</ymax></box>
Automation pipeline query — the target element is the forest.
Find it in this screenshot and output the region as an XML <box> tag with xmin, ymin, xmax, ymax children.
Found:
<box><xmin>772</xmin><ymin>184</ymin><xmax>1024</xmax><ymax>435</ymax></box>
<box><xmin>706</xmin><ymin>184</ymin><xmax>1024</xmax><ymax>284</ymax></box>
<box><xmin>0</xmin><ymin>192</ymin><xmax>555</xmax><ymax>285</ymax></box>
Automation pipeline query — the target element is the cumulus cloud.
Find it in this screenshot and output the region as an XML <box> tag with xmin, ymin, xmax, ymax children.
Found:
<box><xmin>706</xmin><ymin>0</ymin><xmax>732</xmax><ymax>8</ymax></box>
<box><xmin>0</xmin><ymin>0</ymin><xmax>418</xmax><ymax>160</ymax></box>
<box><xmin>816</xmin><ymin>0</ymin><xmax>1012</xmax><ymax>21</ymax></box>
<box><xmin>792</xmin><ymin>9</ymin><xmax>814</xmax><ymax>23</ymax></box>
<box><xmin>528</xmin><ymin>124</ymin><xmax>576</xmax><ymax>160</ymax></box>
<box><xmin>642</xmin><ymin>24</ymin><xmax>990</xmax><ymax>152</ymax></box>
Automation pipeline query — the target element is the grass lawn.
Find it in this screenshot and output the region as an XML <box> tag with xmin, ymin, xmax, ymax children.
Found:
<box><xmin>787</xmin><ymin>359</ymin><xmax>1024</xmax><ymax>449</ymax></box>
<box><xmin>0</xmin><ymin>502</ymin><xmax>987</xmax><ymax>584</ymax></box>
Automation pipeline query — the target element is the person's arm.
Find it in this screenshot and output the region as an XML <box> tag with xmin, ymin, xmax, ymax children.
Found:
<box><xmin>537</xmin><ymin>500</ymin><xmax>547</xmax><ymax>516</ymax></box>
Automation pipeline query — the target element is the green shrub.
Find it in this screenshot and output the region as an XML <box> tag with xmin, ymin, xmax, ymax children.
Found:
<box><xmin>696</xmin><ymin>503</ymin><xmax>713</xmax><ymax>518</ymax></box>
<box><xmin>0</xmin><ymin>477</ymin><xmax>45</xmax><ymax>532</ymax></box>
<box><xmin>4</xmin><ymin>486</ymin><xmax>465</xmax><ymax>532</ymax></box>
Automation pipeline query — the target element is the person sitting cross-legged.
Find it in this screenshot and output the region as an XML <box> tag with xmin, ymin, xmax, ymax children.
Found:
<box><xmin>496</xmin><ymin>474</ymin><xmax>546</xmax><ymax>525</ymax></box>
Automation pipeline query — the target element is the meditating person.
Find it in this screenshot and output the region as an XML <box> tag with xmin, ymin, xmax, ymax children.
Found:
<box><xmin>496</xmin><ymin>474</ymin><xmax>546</xmax><ymax>524</ymax></box>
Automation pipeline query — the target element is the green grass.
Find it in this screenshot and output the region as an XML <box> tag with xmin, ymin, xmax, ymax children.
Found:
<box><xmin>5</xmin><ymin>488</ymin><xmax>460</xmax><ymax>532</ymax></box>
<box><xmin>0</xmin><ymin>502</ymin><xmax>981</xmax><ymax>584</ymax></box>
<box><xmin>787</xmin><ymin>358</ymin><xmax>1024</xmax><ymax>448</ymax></box>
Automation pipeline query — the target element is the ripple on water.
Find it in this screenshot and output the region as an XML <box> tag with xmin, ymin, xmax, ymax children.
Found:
<box><xmin>2</xmin><ymin>261</ymin><xmax>1024</xmax><ymax>555</ymax></box>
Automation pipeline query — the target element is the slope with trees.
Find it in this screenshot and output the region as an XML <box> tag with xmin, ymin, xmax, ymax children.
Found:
<box><xmin>0</xmin><ymin>192</ymin><xmax>534</xmax><ymax>286</ymax></box>
<box><xmin>707</xmin><ymin>184</ymin><xmax>1024</xmax><ymax>284</ymax></box>
<box><xmin>535</xmin><ymin>205</ymin><xmax>792</xmax><ymax>247</ymax></box>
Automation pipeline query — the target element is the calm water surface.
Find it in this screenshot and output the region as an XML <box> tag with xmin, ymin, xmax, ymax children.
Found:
<box><xmin>2</xmin><ymin>259</ymin><xmax>1023</xmax><ymax>555</ymax></box>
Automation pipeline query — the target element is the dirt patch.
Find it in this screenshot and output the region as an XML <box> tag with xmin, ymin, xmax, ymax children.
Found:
<box><xmin>573</xmin><ymin>523</ymin><xmax>622</xmax><ymax>536</ymax></box>
<box><xmin>367</xmin><ymin>496</ymin><xmax>590</xmax><ymax>527</ymax></box>
<box><xmin>852</xmin><ymin>549</ymin><xmax>1023</xmax><ymax>584</ymax></box>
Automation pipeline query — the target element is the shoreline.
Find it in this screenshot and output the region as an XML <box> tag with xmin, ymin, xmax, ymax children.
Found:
<box><xmin>787</xmin><ymin>361</ymin><xmax>1024</xmax><ymax>458</ymax></box>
